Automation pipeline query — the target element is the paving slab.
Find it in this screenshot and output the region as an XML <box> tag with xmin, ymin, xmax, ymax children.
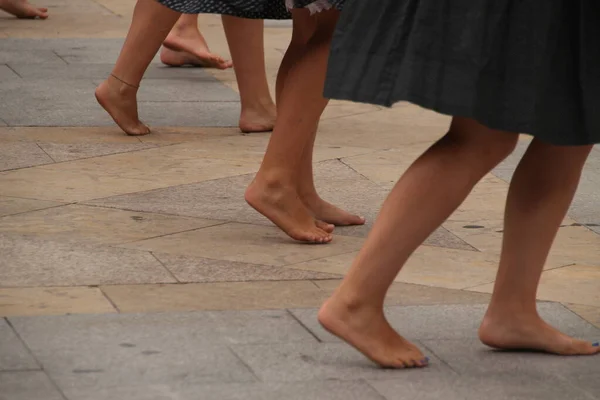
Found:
<box><xmin>0</xmin><ymin>233</ymin><xmax>175</xmax><ymax>287</ymax></box>
<box><xmin>421</xmin><ymin>338</ymin><xmax>600</xmax><ymax>378</ymax></box>
<box><xmin>0</xmin><ymin>196</ymin><xmax>63</xmax><ymax>218</ymax></box>
<box><xmin>37</xmin><ymin>141</ymin><xmax>157</xmax><ymax>162</ymax></box>
<box><xmin>290</xmin><ymin>303</ymin><xmax>600</xmax><ymax>343</ymax></box>
<box><xmin>0</xmin><ymin>319</ymin><xmax>38</xmax><ymax>371</ymax></box>
<box><xmin>368</xmin><ymin>371</ymin><xmax>594</xmax><ymax>400</ymax></box>
<box><xmin>7</xmin><ymin>310</ymin><xmax>326</xmax><ymax>390</ymax></box>
<box><xmin>154</xmin><ymin>253</ymin><xmax>342</xmax><ymax>283</ymax></box>
<box><xmin>230</xmin><ymin>341</ymin><xmax>450</xmax><ymax>382</ymax></box>
<box><xmin>89</xmin><ymin>160</ymin><xmax>472</xmax><ymax>249</ymax></box>
<box><xmin>62</xmin><ymin>381</ymin><xmax>384</xmax><ymax>400</ymax></box>
<box><xmin>0</xmin><ymin>142</ymin><xmax>54</xmax><ymax>171</ymax></box>
<box><xmin>0</xmin><ymin>65</ymin><xmax>18</xmax><ymax>80</ymax></box>
<box><xmin>493</xmin><ymin>141</ymin><xmax>600</xmax><ymax>236</ymax></box>
<box><xmin>119</xmin><ymin>222</ymin><xmax>364</xmax><ymax>266</ymax></box>
<box><xmin>9</xmin><ymin>63</ymin><xmax>214</xmax><ymax>80</ymax></box>
<box><xmin>0</xmin><ymin>371</ymin><xmax>64</xmax><ymax>400</ymax></box>
<box><xmin>0</xmin><ymin>204</ymin><xmax>220</xmax><ymax>246</ymax></box>
<box><xmin>0</xmin><ymin>286</ymin><xmax>116</xmax><ymax>317</ymax></box>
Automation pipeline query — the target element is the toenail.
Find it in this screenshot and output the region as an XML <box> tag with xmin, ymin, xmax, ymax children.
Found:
<box><xmin>593</xmin><ymin>342</ymin><xmax>599</xmax><ymax>347</ymax></box>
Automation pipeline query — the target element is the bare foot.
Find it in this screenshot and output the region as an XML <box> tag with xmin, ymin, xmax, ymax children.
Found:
<box><xmin>245</xmin><ymin>178</ymin><xmax>333</xmax><ymax>244</ymax></box>
<box><xmin>318</xmin><ymin>297</ymin><xmax>429</xmax><ymax>368</ymax></box>
<box><xmin>0</xmin><ymin>0</ymin><xmax>48</xmax><ymax>19</ymax></box>
<box><xmin>163</xmin><ymin>31</ymin><xmax>231</xmax><ymax>70</ymax></box>
<box><xmin>479</xmin><ymin>312</ymin><xmax>600</xmax><ymax>356</ymax></box>
<box><xmin>303</xmin><ymin>194</ymin><xmax>366</xmax><ymax>226</ymax></box>
<box><xmin>160</xmin><ymin>46</ymin><xmax>232</xmax><ymax>69</ymax></box>
<box><xmin>95</xmin><ymin>78</ymin><xmax>150</xmax><ymax>136</ymax></box>
<box><xmin>239</xmin><ymin>104</ymin><xmax>277</xmax><ymax>133</ymax></box>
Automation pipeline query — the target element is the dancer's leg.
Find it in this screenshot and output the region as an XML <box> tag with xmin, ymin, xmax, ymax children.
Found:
<box><xmin>95</xmin><ymin>0</ymin><xmax>180</xmax><ymax>135</ymax></box>
<box><xmin>0</xmin><ymin>0</ymin><xmax>47</xmax><ymax>19</ymax></box>
<box><xmin>479</xmin><ymin>140</ymin><xmax>599</xmax><ymax>355</ymax></box>
<box><xmin>222</xmin><ymin>16</ymin><xmax>277</xmax><ymax>133</ymax></box>
<box><xmin>318</xmin><ymin>118</ymin><xmax>518</xmax><ymax>367</ymax></box>
<box><xmin>245</xmin><ymin>10</ymin><xmax>341</xmax><ymax>243</ymax></box>
<box><xmin>161</xmin><ymin>13</ymin><xmax>232</xmax><ymax>69</ymax></box>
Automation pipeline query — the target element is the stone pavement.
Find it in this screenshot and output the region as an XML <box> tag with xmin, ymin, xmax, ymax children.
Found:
<box><xmin>0</xmin><ymin>1</ymin><xmax>599</xmax><ymax>399</ymax></box>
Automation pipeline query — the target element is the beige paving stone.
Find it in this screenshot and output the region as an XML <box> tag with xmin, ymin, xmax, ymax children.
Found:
<box><xmin>468</xmin><ymin>265</ymin><xmax>600</xmax><ymax>307</ymax></box>
<box><xmin>0</xmin><ymin>144</ymin><xmax>259</xmax><ymax>202</ymax></box>
<box><xmin>316</xmin><ymin>105</ymin><xmax>448</xmax><ymax>149</ymax></box>
<box><xmin>314</xmin><ymin>280</ymin><xmax>492</xmax><ymax>306</ymax></box>
<box><xmin>92</xmin><ymin>0</ymin><xmax>136</xmax><ymax>17</ymax></box>
<box><xmin>341</xmin><ymin>143</ymin><xmax>433</xmax><ymax>186</ymax></box>
<box><xmin>0</xmin><ymin>204</ymin><xmax>220</xmax><ymax>245</ymax></box>
<box><xmin>178</xmin><ymin>134</ymin><xmax>374</xmax><ymax>164</ymax></box>
<box><xmin>448</xmin><ymin>174</ymin><xmax>509</xmax><ymax>222</ymax></box>
<box><xmin>0</xmin><ymin>233</ymin><xmax>175</xmax><ymax>287</ymax></box>
<box><xmin>445</xmin><ymin>219</ymin><xmax>600</xmax><ymax>269</ymax></box>
<box><xmin>101</xmin><ymin>281</ymin><xmax>331</xmax><ymax>312</ymax></box>
<box><xmin>0</xmin><ymin>127</ymin><xmax>144</xmax><ymax>144</ymax></box>
<box><xmin>0</xmin><ymin>286</ymin><xmax>116</xmax><ymax>317</ymax></box>
<box><xmin>154</xmin><ymin>253</ymin><xmax>343</xmax><ymax>283</ymax></box>
<box><xmin>0</xmin><ymin>141</ymin><xmax>54</xmax><ymax>171</ymax></box>
<box><xmin>0</xmin><ymin>196</ymin><xmax>63</xmax><ymax>217</ymax></box>
<box><xmin>119</xmin><ymin>223</ymin><xmax>365</xmax><ymax>266</ymax></box>
<box><xmin>289</xmin><ymin>245</ymin><xmax>499</xmax><ymax>290</ymax></box>
<box><xmin>320</xmin><ymin>101</ymin><xmax>383</xmax><ymax>120</ymax></box>
<box><xmin>137</xmin><ymin>127</ymin><xmax>241</xmax><ymax>144</ymax></box>
<box><xmin>37</xmin><ymin>141</ymin><xmax>157</xmax><ymax>162</ymax></box>
<box><xmin>565</xmin><ymin>304</ymin><xmax>600</xmax><ymax>329</ymax></box>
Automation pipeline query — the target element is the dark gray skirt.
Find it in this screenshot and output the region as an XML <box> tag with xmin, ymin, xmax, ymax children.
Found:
<box><xmin>324</xmin><ymin>0</ymin><xmax>600</xmax><ymax>145</ymax></box>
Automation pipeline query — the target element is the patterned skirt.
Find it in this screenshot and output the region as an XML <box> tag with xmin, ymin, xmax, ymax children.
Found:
<box><xmin>156</xmin><ymin>0</ymin><xmax>344</xmax><ymax>19</ymax></box>
<box><xmin>324</xmin><ymin>0</ymin><xmax>600</xmax><ymax>146</ymax></box>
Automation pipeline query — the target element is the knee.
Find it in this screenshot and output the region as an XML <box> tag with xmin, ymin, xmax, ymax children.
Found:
<box><xmin>441</xmin><ymin>120</ymin><xmax>519</xmax><ymax>170</ymax></box>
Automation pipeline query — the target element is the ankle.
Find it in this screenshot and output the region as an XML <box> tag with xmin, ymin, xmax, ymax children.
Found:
<box><xmin>241</xmin><ymin>97</ymin><xmax>276</xmax><ymax>114</ymax></box>
<box><xmin>485</xmin><ymin>300</ymin><xmax>538</xmax><ymax>322</ymax></box>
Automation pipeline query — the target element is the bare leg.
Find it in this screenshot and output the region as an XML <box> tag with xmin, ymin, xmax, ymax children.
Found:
<box><xmin>479</xmin><ymin>140</ymin><xmax>599</xmax><ymax>355</ymax></box>
<box><xmin>298</xmin><ymin>127</ymin><xmax>366</xmax><ymax>226</ymax></box>
<box><xmin>95</xmin><ymin>0</ymin><xmax>180</xmax><ymax>136</ymax></box>
<box><xmin>161</xmin><ymin>14</ymin><xmax>232</xmax><ymax>69</ymax></box>
<box><xmin>0</xmin><ymin>0</ymin><xmax>47</xmax><ymax>19</ymax></box>
<box><xmin>222</xmin><ymin>16</ymin><xmax>277</xmax><ymax>133</ymax></box>
<box><xmin>318</xmin><ymin>118</ymin><xmax>518</xmax><ymax>367</ymax></box>
<box><xmin>245</xmin><ymin>10</ymin><xmax>340</xmax><ymax>243</ymax></box>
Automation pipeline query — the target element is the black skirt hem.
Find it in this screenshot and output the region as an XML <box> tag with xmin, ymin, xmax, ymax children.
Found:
<box><xmin>323</xmin><ymin>86</ymin><xmax>592</xmax><ymax>147</ymax></box>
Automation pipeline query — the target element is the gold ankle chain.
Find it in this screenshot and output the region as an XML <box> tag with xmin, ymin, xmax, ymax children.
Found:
<box><xmin>110</xmin><ymin>74</ymin><xmax>139</xmax><ymax>89</ymax></box>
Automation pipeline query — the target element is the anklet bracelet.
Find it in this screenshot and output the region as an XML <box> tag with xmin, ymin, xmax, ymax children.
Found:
<box><xmin>111</xmin><ymin>74</ymin><xmax>139</xmax><ymax>89</ymax></box>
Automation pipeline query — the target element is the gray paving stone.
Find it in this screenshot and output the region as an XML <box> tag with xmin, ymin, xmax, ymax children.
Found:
<box><xmin>0</xmin><ymin>233</ymin><xmax>175</xmax><ymax>287</ymax></box>
<box><xmin>369</xmin><ymin>371</ymin><xmax>594</xmax><ymax>400</ymax></box>
<box><xmin>0</xmin><ymin>65</ymin><xmax>18</xmax><ymax>80</ymax></box>
<box><xmin>0</xmin><ymin>319</ymin><xmax>38</xmax><ymax>371</ymax></box>
<box><xmin>124</xmin><ymin>78</ymin><xmax>239</xmax><ymax>102</ymax></box>
<box><xmin>62</xmin><ymin>381</ymin><xmax>384</xmax><ymax>400</ymax></box>
<box><xmin>154</xmin><ymin>253</ymin><xmax>343</xmax><ymax>283</ymax></box>
<box><xmin>10</xmin><ymin>310</ymin><xmax>317</xmax><ymax>349</ymax></box>
<box><xmin>0</xmin><ymin>79</ymin><xmax>106</xmax><ymax>127</ymax></box>
<box><xmin>422</xmin><ymin>338</ymin><xmax>600</xmax><ymax>377</ymax></box>
<box><xmin>560</xmin><ymin>373</ymin><xmax>600</xmax><ymax>400</ymax></box>
<box><xmin>140</xmin><ymin>100</ymin><xmax>239</xmax><ymax>127</ymax></box>
<box><xmin>10</xmin><ymin>315</ymin><xmax>259</xmax><ymax>390</ymax></box>
<box><xmin>0</xmin><ymin>50</ymin><xmax>64</xmax><ymax>64</ymax></box>
<box><xmin>0</xmin><ymin>142</ymin><xmax>54</xmax><ymax>171</ymax></box>
<box><xmin>230</xmin><ymin>341</ymin><xmax>449</xmax><ymax>382</ymax></box>
<box><xmin>37</xmin><ymin>141</ymin><xmax>157</xmax><ymax>162</ymax></box>
<box><xmin>290</xmin><ymin>303</ymin><xmax>600</xmax><ymax>342</ymax></box>
<box><xmin>10</xmin><ymin>63</ymin><xmax>216</xmax><ymax>80</ymax></box>
<box><xmin>0</xmin><ymin>371</ymin><xmax>63</xmax><ymax>400</ymax></box>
